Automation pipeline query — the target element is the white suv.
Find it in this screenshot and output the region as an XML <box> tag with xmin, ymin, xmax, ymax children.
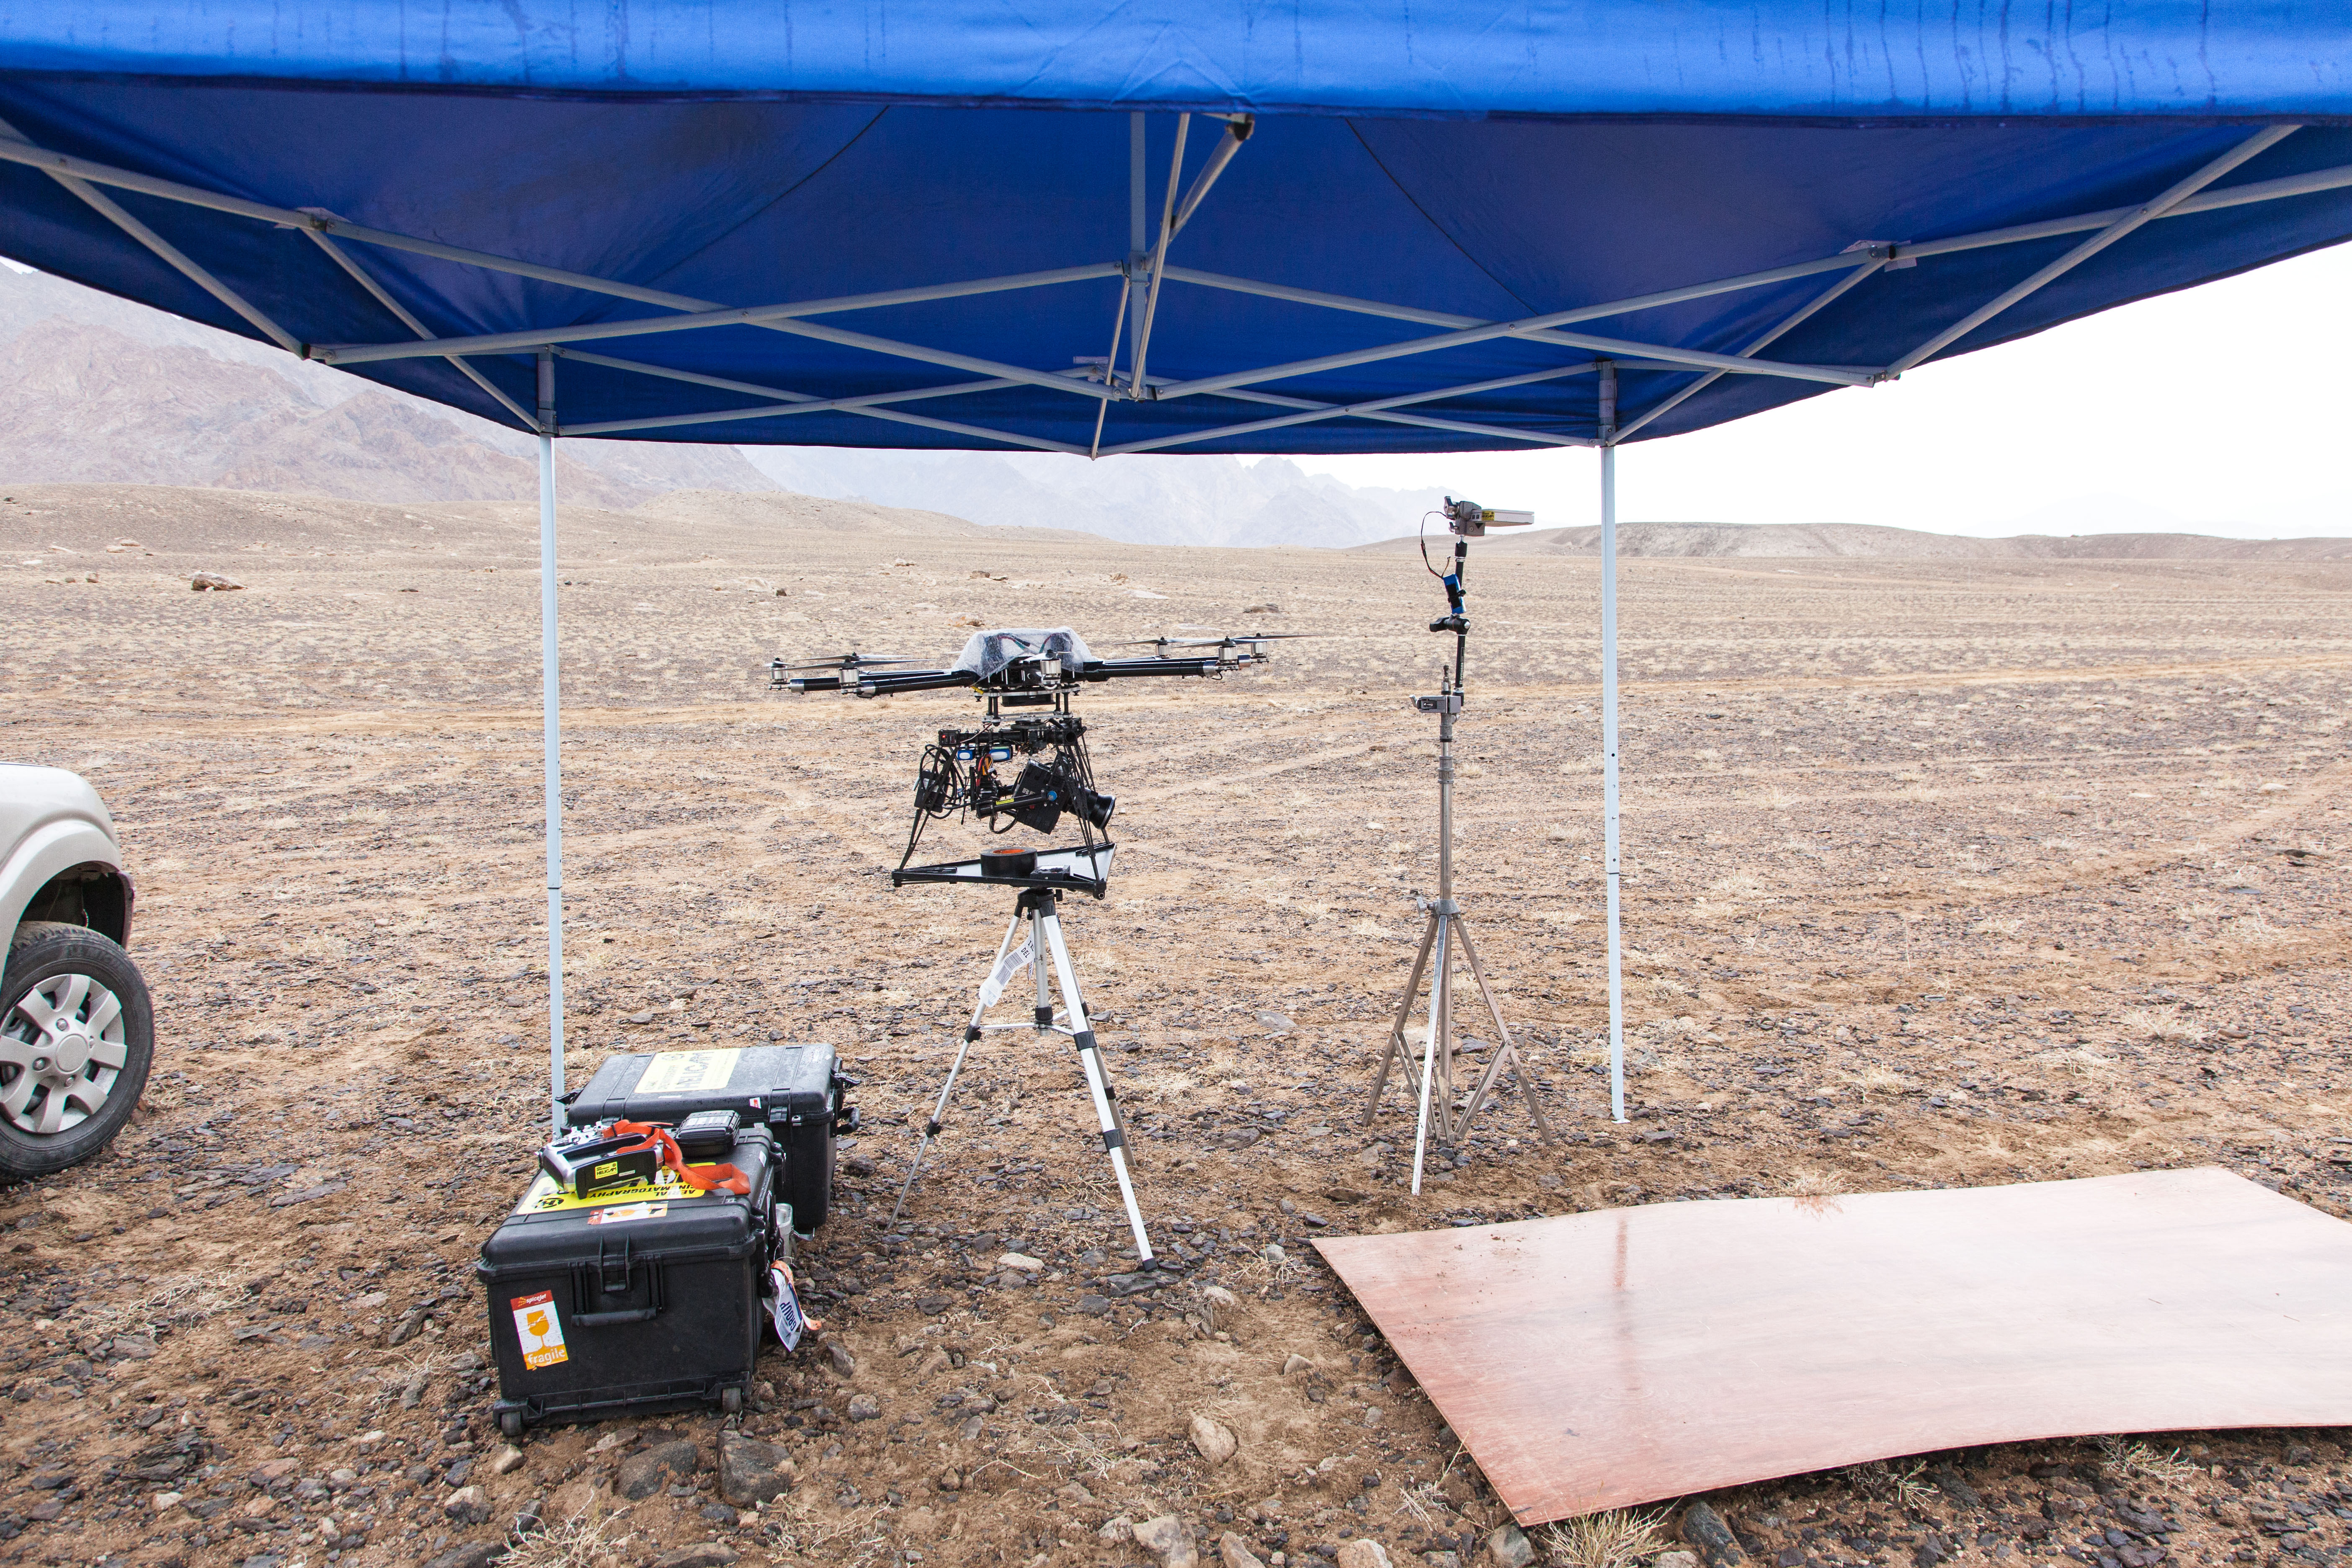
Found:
<box><xmin>0</xmin><ymin>766</ymin><xmax>151</xmax><ymax>1177</ymax></box>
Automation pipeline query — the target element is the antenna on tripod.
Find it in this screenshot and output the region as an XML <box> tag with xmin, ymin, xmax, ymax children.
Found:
<box><xmin>1368</xmin><ymin>500</ymin><xmax>1555</xmax><ymax>1193</ymax></box>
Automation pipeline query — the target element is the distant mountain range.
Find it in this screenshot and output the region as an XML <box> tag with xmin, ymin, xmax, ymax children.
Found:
<box><xmin>0</xmin><ymin>263</ymin><xmax>1436</xmax><ymax>544</ymax></box>
<box><xmin>3</xmin><ymin>263</ymin><xmax>2343</xmax><ymax>557</ymax></box>
<box><xmin>742</xmin><ymin>446</ymin><xmax>1445</xmax><ymax>548</ymax></box>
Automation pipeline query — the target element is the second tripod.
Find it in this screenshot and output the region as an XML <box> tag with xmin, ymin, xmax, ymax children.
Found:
<box><xmin>893</xmin><ymin>885</ymin><xmax>1155</xmax><ymax>1263</ymax></box>
<box><xmin>1362</xmin><ymin>529</ymin><xmax>1555</xmax><ymax>1192</ymax></box>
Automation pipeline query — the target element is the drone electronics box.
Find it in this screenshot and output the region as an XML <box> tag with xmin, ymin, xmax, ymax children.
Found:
<box><xmin>565</xmin><ymin>1044</ymin><xmax>851</xmax><ymax>1231</ymax></box>
<box><xmin>478</xmin><ymin>1125</ymin><xmax>787</xmax><ymax>1434</ymax></box>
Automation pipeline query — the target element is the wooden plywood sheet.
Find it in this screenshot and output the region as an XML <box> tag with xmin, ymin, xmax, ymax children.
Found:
<box><xmin>1315</xmin><ymin>1168</ymin><xmax>2352</xmax><ymax>1524</ymax></box>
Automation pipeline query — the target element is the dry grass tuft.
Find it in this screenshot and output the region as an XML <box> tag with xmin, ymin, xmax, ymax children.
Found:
<box><xmin>61</xmin><ymin>1271</ymin><xmax>238</xmax><ymax>1341</ymax></box>
<box><xmin>2117</xmin><ymin>1007</ymin><xmax>2205</xmax><ymax>1045</ymax></box>
<box><xmin>2038</xmin><ymin>1047</ymin><xmax>2116</xmax><ymax>1078</ymax></box>
<box><xmin>498</xmin><ymin>1503</ymin><xmax>634</xmax><ymax>1568</ymax></box>
<box><xmin>1543</xmin><ymin>1505</ymin><xmax>1670</xmax><ymax>1568</ymax></box>
<box><xmin>1843</xmin><ymin>1459</ymin><xmax>1936</xmax><ymax>1507</ymax></box>
<box><xmin>2098</xmin><ymin>1435</ymin><xmax>2203</xmax><ymax>1485</ymax></box>
<box><xmin>1848</xmin><ymin>1065</ymin><xmax>1915</xmax><ymax>1097</ymax></box>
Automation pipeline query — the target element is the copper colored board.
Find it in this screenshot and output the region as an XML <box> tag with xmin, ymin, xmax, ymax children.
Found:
<box><xmin>1315</xmin><ymin>1168</ymin><xmax>2352</xmax><ymax>1524</ymax></box>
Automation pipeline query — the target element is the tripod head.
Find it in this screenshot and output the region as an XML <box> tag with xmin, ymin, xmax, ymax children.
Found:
<box><xmin>1419</xmin><ymin>497</ymin><xmax>1533</xmax><ymax>695</ymax></box>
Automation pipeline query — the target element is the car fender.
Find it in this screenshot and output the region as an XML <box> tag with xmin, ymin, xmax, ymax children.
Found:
<box><xmin>0</xmin><ymin>820</ymin><xmax>124</xmax><ymax>945</ymax></box>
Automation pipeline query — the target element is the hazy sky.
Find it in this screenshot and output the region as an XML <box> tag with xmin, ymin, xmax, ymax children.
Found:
<box><xmin>1258</xmin><ymin>241</ymin><xmax>2351</xmax><ymax>541</ymax></box>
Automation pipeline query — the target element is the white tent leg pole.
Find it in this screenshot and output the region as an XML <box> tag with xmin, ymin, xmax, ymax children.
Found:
<box><xmin>537</xmin><ymin>349</ymin><xmax>569</xmax><ymax>1135</ymax></box>
<box><xmin>1599</xmin><ymin>362</ymin><xmax>1626</xmax><ymax>1124</ymax></box>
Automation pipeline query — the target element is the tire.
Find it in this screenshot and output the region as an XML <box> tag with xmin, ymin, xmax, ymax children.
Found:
<box><xmin>720</xmin><ymin>1386</ymin><xmax>743</xmax><ymax>1416</ymax></box>
<box><xmin>498</xmin><ymin>1409</ymin><xmax>525</xmax><ymax>1440</ymax></box>
<box><xmin>0</xmin><ymin>921</ymin><xmax>153</xmax><ymax>1179</ymax></box>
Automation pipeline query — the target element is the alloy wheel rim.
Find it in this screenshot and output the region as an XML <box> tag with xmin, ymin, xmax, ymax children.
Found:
<box><xmin>0</xmin><ymin>972</ymin><xmax>128</xmax><ymax>1136</ymax></box>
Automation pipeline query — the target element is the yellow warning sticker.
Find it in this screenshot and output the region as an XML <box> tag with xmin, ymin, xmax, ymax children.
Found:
<box><xmin>511</xmin><ymin>1289</ymin><xmax>569</xmax><ymax>1369</ymax></box>
<box><xmin>513</xmin><ymin>1168</ymin><xmax>719</xmax><ymax>1215</ymax></box>
<box><xmin>633</xmin><ymin>1048</ymin><xmax>741</xmax><ymax>1096</ymax></box>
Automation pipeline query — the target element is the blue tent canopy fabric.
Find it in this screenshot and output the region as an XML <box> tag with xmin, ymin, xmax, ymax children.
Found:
<box><xmin>6</xmin><ymin>0</ymin><xmax>2349</xmax><ymax>123</ymax></box>
<box><xmin>3</xmin><ymin>4</ymin><xmax>2349</xmax><ymax>453</ymax></box>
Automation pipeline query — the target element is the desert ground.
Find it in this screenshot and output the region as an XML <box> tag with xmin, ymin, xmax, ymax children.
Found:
<box><xmin>1</xmin><ymin>480</ymin><xmax>2348</xmax><ymax>1568</ymax></box>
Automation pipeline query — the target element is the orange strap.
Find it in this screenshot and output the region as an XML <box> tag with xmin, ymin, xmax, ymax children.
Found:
<box><xmin>610</xmin><ymin>1120</ymin><xmax>752</xmax><ymax>1197</ymax></box>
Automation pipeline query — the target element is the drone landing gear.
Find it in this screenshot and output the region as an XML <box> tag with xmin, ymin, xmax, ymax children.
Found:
<box><xmin>892</xmin><ymin>887</ymin><xmax>1154</xmax><ymax>1262</ymax></box>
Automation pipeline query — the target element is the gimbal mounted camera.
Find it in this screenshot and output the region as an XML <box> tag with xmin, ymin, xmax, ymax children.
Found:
<box><xmin>774</xmin><ymin>626</ymin><xmax>1291</xmax><ymax>896</ymax></box>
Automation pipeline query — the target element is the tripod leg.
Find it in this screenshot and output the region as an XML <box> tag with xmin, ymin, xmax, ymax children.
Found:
<box><xmin>892</xmin><ymin>910</ymin><xmax>1024</xmax><ymax>1224</ymax></box>
<box><xmin>1364</xmin><ymin>914</ymin><xmax>1439</xmax><ymax>1126</ymax></box>
<box><xmin>1411</xmin><ymin>913</ymin><xmax>1447</xmax><ymax>1196</ymax></box>
<box><xmin>1039</xmin><ymin>910</ymin><xmax>1155</xmax><ymax>1264</ymax></box>
<box><xmin>1453</xmin><ymin>918</ymin><xmax>1556</xmax><ymax>1145</ymax></box>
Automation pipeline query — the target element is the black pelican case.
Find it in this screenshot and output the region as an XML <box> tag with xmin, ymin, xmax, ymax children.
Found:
<box><xmin>478</xmin><ymin>1124</ymin><xmax>788</xmax><ymax>1435</ymax></box>
<box><xmin>564</xmin><ymin>1044</ymin><xmax>853</xmax><ymax>1230</ymax></box>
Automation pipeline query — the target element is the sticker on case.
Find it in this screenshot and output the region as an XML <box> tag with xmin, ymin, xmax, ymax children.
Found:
<box><xmin>511</xmin><ymin>1289</ymin><xmax>569</xmax><ymax>1369</ymax></box>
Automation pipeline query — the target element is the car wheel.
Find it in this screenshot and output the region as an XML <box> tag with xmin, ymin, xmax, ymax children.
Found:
<box><xmin>0</xmin><ymin>921</ymin><xmax>154</xmax><ymax>1178</ymax></box>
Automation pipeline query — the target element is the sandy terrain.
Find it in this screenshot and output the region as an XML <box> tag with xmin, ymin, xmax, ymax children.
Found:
<box><xmin>0</xmin><ymin>480</ymin><xmax>2348</xmax><ymax>1568</ymax></box>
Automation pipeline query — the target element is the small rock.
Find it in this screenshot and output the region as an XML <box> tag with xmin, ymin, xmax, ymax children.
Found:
<box><xmin>1190</xmin><ymin>1413</ymin><xmax>1238</xmax><ymax>1465</ymax></box>
<box><xmin>1681</xmin><ymin>1500</ymin><xmax>1747</xmax><ymax>1567</ymax></box>
<box><xmin>191</xmin><ymin>572</ymin><xmax>245</xmax><ymax>591</ymax></box>
<box><xmin>1099</xmin><ymin>1515</ymin><xmax>1135</xmax><ymax>1542</ymax></box>
<box><xmin>1256</xmin><ymin>1011</ymin><xmax>1295</xmax><ymax>1034</ymax></box>
<box><xmin>1655</xmin><ymin>1554</ymin><xmax>1700</xmax><ymax>1568</ymax></box>
<box><xmin>846</xmin><ymin>1393</ymin><xmax>882</xmax><ymax>1421</ymax></box>
<box><xmin>1077</xmin><ymin>1293</ymin><xmax>1112</xmax><ymax>1316</ymax></box>
<box><xmin>441</xmin><ymin>1484</ymin><xmax>488</xmax><ymax>1525</ymax></box>
<box><xmin>998</xmin><ymin>1251</ymin><xmax>1044</xmax><ymax>1273</ymax></box>
<box><xmin>111</xmin><ymin>1335</ymin><xmax>157</xmax><ymax>1359</ymax></box>
<box><xmin>1927</xmin><ymin>1462</ymin><xmax>1980</xmax><ymax>1509</ymax></box>
<box><xmin>701</xmin><ymin>1502</ymin><xmax>739</xmax><ymax>1525</ymax></box>
<box><xmin>492</xmin><ymin>1444</ymin><xmax>527</xmax><ymax>1475</ymax></box>
<box><xmin>1134</xmin><ymin>1512</ymin><xmax>1199</xmax><ymax>1568</ymax></box>
<box><xmin>827</xmin><ymin>1341</ymin><xmax>857</xmax><ymax>1377</ymax></box>
<box><xmin>1282</xmin><ymin>1354</ymin><xmax>1314</xmax><ymax>1376</ymax></box>
<box><xmin>618</xmin><ymin>1439</ymin><xmax>700</xmax><ymax>1501</ymax></box>
<box><xmin>1202</xmin><ymin>1284</ymin><xmax>1240</xmax><ymax>1326</ymax></box>
<box><xmin>938</xmin><ymin>1467</ymin><xmax>962</xmax><ymax>1492</ymax></box>
<box><xmin>718</xmin><ymin>1431</ymin><xmax>796</xmax><ymax>1507</ymax></box>
<box><xmin>1057</xmin><ymin>1482</ymin><xmax>1096</xmax><ymax>1504</ymax></box>
<box><xmin>1487</xmin><ymin>1522</ymin><xmax>1536</xmax><ymax>1567</ymax></box>
<box><xmin>421</xmin><ymin>1547</ymin><xmax>502</xmax><ymax>1568</ymax></box>
<box><xmin>151</xmin><ymin>1491</ymin><xmax>183</xmax><ymax>1511</ymax></box>
<box><xmin>1337</xmin><ymin>1541</ymin><xmax>1395</xmax><ymax>1568</ymax></box>
<box><xmin>1221</xmin><ymin>1532</ymin><xmax>1269</xmax><ymax>1568</ymax></box>
<box><xmin>650</xmin><ymin>1547</ymin><xmax>740</xmax><ymax>1568</ymax></box>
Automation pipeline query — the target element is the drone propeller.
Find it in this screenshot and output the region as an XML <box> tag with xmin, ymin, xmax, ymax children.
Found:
<box><xmin>774</xmin><ymin>651</ymin><xmax>918</xmax><ymax>672</ymax></box>
<box><xmin>1118</xmin><ymin>631</ymin><xmax>1310</xmax><ymax>653</ymax></box>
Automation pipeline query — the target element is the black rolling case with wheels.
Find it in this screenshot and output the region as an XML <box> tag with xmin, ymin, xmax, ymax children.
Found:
<box><xmin>564</xmin><ymin>1044</ymin><xmax>853</xmax><ymax>1231</ymax></box>
<box><xmin>477</xmin><ymin>1125</ymin><xmax>787</xmax><ymax>1434</ymax></box>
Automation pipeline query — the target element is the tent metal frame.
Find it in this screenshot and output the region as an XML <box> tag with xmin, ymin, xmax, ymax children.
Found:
<box><xmin>1</xmin><ymin>110</ymin><xmax>2335</xmax><ymax>1133</ymax></box>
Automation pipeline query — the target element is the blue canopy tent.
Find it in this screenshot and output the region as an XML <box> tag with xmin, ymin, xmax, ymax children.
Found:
<box><xmin>5</xmin><ymin>1</ymin><xmax>2349</xmax><ymax>1145</ymax></box>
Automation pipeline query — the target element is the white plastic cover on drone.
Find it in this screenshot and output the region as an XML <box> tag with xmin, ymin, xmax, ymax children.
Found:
<box><xmin>949</xmin><ymin>627</ymin><xmax>1093</xmax><ymax>681</ymax></box>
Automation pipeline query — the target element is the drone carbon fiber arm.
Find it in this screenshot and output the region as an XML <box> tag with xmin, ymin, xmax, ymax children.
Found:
<box><xmin>785</xmin><ymin>655</ymin><xmax>1239</xmax><ymax>697</ymax></box>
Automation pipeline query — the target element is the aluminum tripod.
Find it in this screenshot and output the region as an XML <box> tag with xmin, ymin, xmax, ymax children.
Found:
<box><xmin>1362</xmin><ymin>538</ymin><xmax>1555</xmax><ymax>1193</ymax></box>
<box><xmin>892</xmin><ymin>885</ymin><xmax>1154</xmax><ymax>1262</ymax></box>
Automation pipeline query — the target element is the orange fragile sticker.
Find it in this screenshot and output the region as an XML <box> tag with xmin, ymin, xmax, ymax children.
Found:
<box><xmin>511</xmin><ymin>1289</ymin><xmax>569</xmax><ymax>1369</ymax></box>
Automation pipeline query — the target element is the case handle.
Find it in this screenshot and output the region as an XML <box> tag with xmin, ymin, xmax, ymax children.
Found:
<box><xmin>575</xmin><ymin>1306</ymin><xmax>660</xmax><ymax>1327</ymax></box>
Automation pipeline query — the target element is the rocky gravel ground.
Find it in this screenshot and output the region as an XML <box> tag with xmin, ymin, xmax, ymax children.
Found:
<box><xmin>0</xmin><ymin>483</ymin><xmax>2346</xmax><ymax>1568</ymax></box>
